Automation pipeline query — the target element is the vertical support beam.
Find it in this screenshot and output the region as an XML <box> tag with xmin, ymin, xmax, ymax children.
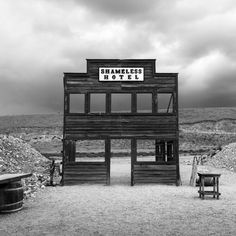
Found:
<box><xmin>167</xmin><ymin>141</ymin><xmax>174</xmax><ymax>161</ymax></box>
<box><xmin>131</xmin><ymin>138</ymin><xmax>137</xmax><ymax>186</ymax></box>
<box><xmin>67</xmin><ymin>140</ymin><xmax>76</xmax><ymax>162</ymax></box>
<box><xmin>131</xmin><ymin>93</ymin><xmax>137</xmax><ymax>114</ymax></box>
<box><xmin>106</xmin><ymin>93</ymin><xmax>111</xmax><ymax>114</ymax></box>
<box><xmin>61</xmin><ymin>139</ymin><xmax>65</xmax><ymax>186</ymax></box>
<box><xmin>153</xmin><ymin>90</ymin><xmax>157</xmax><ymax>113</ymax></box>
<box><xmin>85</xmin><ymin>92</ymin><xmax>90</xmax><ymax>114</ymax></box>
<box><xmin>167</xmin><ymin>94</ymin><xmax>173</xmax><ymax>113</ymax></box>
<box><xmin>105</xmin><ymin>138</ymin><xmax>111</xmax><ymax>185</ymax></box>
<box><xmin>64</xmin><ymin>93</ymin><xmax>70</xmax><ymax>114</ymax></box>
<box><xmin>175</xmin><ymin>74</ymin><xmax>181</xmax><ymax>186</ymax></box>
<box><xmin>62</xmin><ymin>92</ymin><xmax>69</xmax><ymax>186</ymax></box>
<box><xmin>173</xmin><ymin>92</ymin><xmax>177</xmax><ymax>114</ymax></box>
<box><xmin>216</xmin><ymin>177</ymin><xmax>219</xmax><ymax>199</ymax></box>
<box><xmin>155</xmin><ymin>139</ymin><xmax>159</xmax><ymax>162</ymax></box>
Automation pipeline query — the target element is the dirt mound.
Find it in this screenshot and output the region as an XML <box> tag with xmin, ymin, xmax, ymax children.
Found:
<box><xmin>181</xmin><ymin>119</ymin><xmax>236</xmax><ymax>133</ymax></box>
<box><xmin>206</xmin><ymin>142</ymin><xmax>236</xmax><ymax>171</ymax></box>
<box><xmin>0</xmin><ymin>135</ymin><xmax>49</xmax><ymax>173</ymax></box>
<box><xmin>0</xmin><ymin>135</ymin><xmax>51</xmax><ymax>197</ymax></box>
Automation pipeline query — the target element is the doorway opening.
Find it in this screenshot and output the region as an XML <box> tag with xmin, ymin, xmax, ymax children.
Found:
<box><xmin>110</xmin><ymin>139</ymin><xmax>131</xmax><ymax>185</ymax></box>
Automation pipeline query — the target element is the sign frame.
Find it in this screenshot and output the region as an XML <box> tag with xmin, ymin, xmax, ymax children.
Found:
<box><xmin>99</xmin><ymin>67</ymin><xmax>144</xmax><ymax>82</ymax></box>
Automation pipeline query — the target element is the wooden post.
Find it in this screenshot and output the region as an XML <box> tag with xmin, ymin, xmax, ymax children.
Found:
<box><xmin>201</xmin><ymin>176</ymin><xmax>205</xmax><ymax>199</ymax></box>
<box><xmin>190</xmin><ymin>156</ymin><xmax>198</xmax><ymax>187</ymax></box>
<box><xmin>155</xmin><ymin>140</ymin><xmax>159</xmax><ymax>162</ymax></box>
<box><xmin>152</xmin><ymin>91</ymin><xmax>157</xmax><ymax>113</ymax></box>
<box><xmin>85</xmin><ymin>92</ymin><xmax>90</xmax><ymax>114</ymax></box>
<box><xmin>106</xmin><ymin>93</ymin><xmax>111</xmax><ymax>114</ymax></box>
<box><xmin>68</xmin><ymin>140</ymin><xmax>76</xmax><ymax>162</ymax></box>
<box><xmin>131</xmin><ymin>93</ymin><xmax>137</xmax><ymax>114</ymax></box>
<box><xmin>105</xmin><ymin>138</ymin><xmax>111</xmax><ymax>185</ymax></box>
<box><xmin>216</xmin><ymin>177</ymin><xmax>219</xmax><ymax>199</ymax></box>
<box><xmin>175</xmin><ymin>75</ymin><xmax>181</xmax><ymax>186</ymax></box>
<box><xmin>213</xmin><ymin>177</ymin><xmax>216</xmax><ymax>198</ymax></box>
<box><xmin>131</xmin><ymin>138</ymin><xmax>137</xmax><ymax>186</ymax></box>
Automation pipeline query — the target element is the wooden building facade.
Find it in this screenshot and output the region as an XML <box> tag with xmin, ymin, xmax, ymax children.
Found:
<box><xmin>62</xmin><ymin>59</ymin><xmax>180</xmax><ymax>186</ymax></box>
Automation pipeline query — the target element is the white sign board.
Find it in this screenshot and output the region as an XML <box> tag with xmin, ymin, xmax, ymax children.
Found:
<box><xmin>99</xmin><ymin>67</ymin><xmax>144</xmax><ymax>81</ymax></box>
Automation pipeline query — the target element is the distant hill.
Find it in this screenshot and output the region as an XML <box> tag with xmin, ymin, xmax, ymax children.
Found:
<box><xmin>0</xmin><ymin>107</ymin><xmax>236</xmax><ymax>132</ymax></box>
<box><xmin>0</xmin><ymin>114</ymin><xmax>62</xmax><ymax>132</ymax></box>
<box><xmin>179</xmin><ymin>107</ymin><xmax>236</xmax><ymax>124</ymax></box>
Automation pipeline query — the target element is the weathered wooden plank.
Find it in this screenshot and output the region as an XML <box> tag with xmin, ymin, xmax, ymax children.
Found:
<box><xmin>64</xmin><ymin>171</ymin><xmax>106</xmax><ymax>175</ymax></box>
<box><xmin>0</xmin><ymin>173</ymin><xmax>32</xmax><ymax>185</ymax></box>
<box><xmin>65</xmin><ymin>172</ymin><xmax>106</xmax><ymax>176</ymax></box>
<box><xmin>65</xmin><ymin>87</ymin><xmax>176</xmax><ymax>94</ymax></box>
<box><xmin>64</xmin><ymin>181</ymin><xmax>106</xmax><ymax>185</ymax></box>
<box><xmin>105</xmin><ymin>138</ymin><xmax>111</xmax><ymax>185</ymax></box>
<box><xmin>65</xmin><ymin>162</ymin><xmax>106</xmax><ymax>166</ymax></box>
<box><xmin>134</xmin><ymin>179</ymin><xmax>176</xmax><ymax>184</ymax></box>
<box><xmin>134</xmin><ymin>172</ymin><xmax>176</xmax><ymax>176</ymax></box>
<box><xmin>64</xmin><ymin>134</ymin><xmax>178</xmax><ymax>140</ymax></box>
<box><xmin>64</xmin><ymin>178</ymin><xmax>106</xmax><ymax>182</ymax></box>
<box><xmin>134</xmin><ymin>164</ymin><xmax>176</xmax><ymax>170</ymax></box>
<box><xmin>134</xmin><ymin>176</ymin><xmax>176</xmax><ymax>180</ymax></box>
<box><xmin>64</xmin><ymin>167</ymin><xmax>106</xmax><ymax>171</ymax></box>
<box><xmin>65</xmin><ymin>114</ymin><xmax>177</xmax><ymax>119</ymax></box>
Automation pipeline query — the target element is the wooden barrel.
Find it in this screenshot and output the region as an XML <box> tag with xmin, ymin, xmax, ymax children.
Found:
<box><xmin>196</xmin><ymin>177</ymin><xmax>214</xmax><ymax>186</ymax></box>
<box><xmin>0</xmin><ymin>181</ymin><xmax>24</xmax><ymax>213</ymax></box>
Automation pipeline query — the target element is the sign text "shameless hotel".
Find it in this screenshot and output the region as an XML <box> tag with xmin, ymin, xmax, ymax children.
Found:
<box><xmin>99</xmin><ymin>68</ymin><xmax>144</xmax><ymax>81</ymax></box>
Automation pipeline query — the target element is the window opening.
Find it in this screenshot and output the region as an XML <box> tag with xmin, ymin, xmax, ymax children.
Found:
<box><xmin>75</xmin><ymin>140</ymin><xmax>105</xmax><ymax>162</ymax></box>
<box><xmin>137</xmin><ymin>139</ymin><xmax>155</xmax><ymax>162</ymax></box>
<box><xmin>155</xmin><ymin>140</ymin><xmax>174</xmax><ymax>162</ymax></box>
<box><xmin>157</xmin><ymin>93</ymin><xmax>173</xmax><ymax>113</ymax></box>
<box><xmin>70</xmin><ymin>94</ymin><xmax>85</xmax><ymax>113</ymax></box>
<box><xmin>90</xmin><ymin>93</ymin><xmax>106</xmax><ymax>113</ymax></box>
<box><xmin>137</xmin><ymin>93</ymin><xmax>152</xmax><ymax>113</ymax></box>
<box><xmin>111</xmin><ymin>93</ymin><xmax>131</xmax><ymax>113</ymax></box>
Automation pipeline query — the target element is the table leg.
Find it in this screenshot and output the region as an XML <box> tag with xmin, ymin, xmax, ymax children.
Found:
<box><xmin>217</xmin><ymin>177</ymin><xmax>219</xmax><ymax>199</ymax></box>
<box><xmin>199</xmin><ymin>176</ymin><xmax>202</xmax><ymax>198</ymax></box>
<box><xmin>213</xmin><ymin>177</ymin><xmax>216</xmax><ymax>198</ymax></box>
<box><xmin>201</xmin><ymin>176</ymin><xmax>205</xmax><ymax>199</ymax></box>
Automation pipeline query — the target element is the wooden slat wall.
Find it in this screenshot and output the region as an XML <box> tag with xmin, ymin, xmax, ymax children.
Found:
<box><xmin>64</xmin><ymin>115</ymin><xmax>177</xmax><ymax>139</ymax></box>
<box><xmin>64</xmin><ymin>75</ymin><xmax>177</xmax><ymax>93</ymax></box>
<box><xmin>133</xmin><ymin>164</ymin><xmax>177</xmax><ymax>184</ymax></box>
<box><xmin>63</xmin><ymin>162</ymin><xmax>107</xmax><ymax>185</ymax></box>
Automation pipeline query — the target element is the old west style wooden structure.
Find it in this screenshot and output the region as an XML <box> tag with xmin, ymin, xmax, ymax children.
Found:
<box><xmin>62</xmin><ymin>59</ymin><xmax>180</xmax><ymax>186</ymax></box>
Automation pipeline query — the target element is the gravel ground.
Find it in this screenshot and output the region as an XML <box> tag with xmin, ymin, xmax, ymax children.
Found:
<box><xmin>0</xmin><ymin>157</ymin><xmax>236</xmax><ymax>236</ymax></box>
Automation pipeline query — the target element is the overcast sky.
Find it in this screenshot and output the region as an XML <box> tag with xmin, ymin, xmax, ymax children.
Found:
<box><xmin>0</xmin><ymin>0</ymin><xmax>236</xmax><ymax>115</ymax></box>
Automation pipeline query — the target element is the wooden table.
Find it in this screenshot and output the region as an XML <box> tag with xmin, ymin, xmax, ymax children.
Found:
<box><xmin>0</xmin><ymin>173</ymin><xmax>32</xmax><ymax>185</ymax></box>
<box><xmin>198</xmin><ymin>172</ymin><xmax>221</xmax><ymax>199</ymax></box>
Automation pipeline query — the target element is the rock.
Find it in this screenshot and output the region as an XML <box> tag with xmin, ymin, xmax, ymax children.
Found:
<box><xmin>0</xmin><ymin>134</ymin><xmax>51</xmax><ymax>199</ymax></box>
<box><xmin>206</xmin><ymin>142</ymin><xmax>236</xmax><ymax>172</ymax></box>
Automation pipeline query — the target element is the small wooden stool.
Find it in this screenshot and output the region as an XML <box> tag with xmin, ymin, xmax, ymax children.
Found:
<box><xmin>198</xmin><ymin>172</ymin><xmax>221</xmax><ymax>199</ymax></box>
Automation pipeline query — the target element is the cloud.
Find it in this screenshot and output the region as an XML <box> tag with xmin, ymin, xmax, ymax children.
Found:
<box><xmin>180</xmin><ymin>51</ymin><xmax>236</xmax><ymax>107</ymax></box>
<box><xmin>0</xmin><ymin>0</ymin><xmax>236</xmax><ymax>115</ymax></box>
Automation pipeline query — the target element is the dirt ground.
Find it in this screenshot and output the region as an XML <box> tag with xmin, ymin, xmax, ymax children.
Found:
<box><xmin>1</xmin><ymin>157</ymin><xmax>236</xmax><ymax>236</ymax></box>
